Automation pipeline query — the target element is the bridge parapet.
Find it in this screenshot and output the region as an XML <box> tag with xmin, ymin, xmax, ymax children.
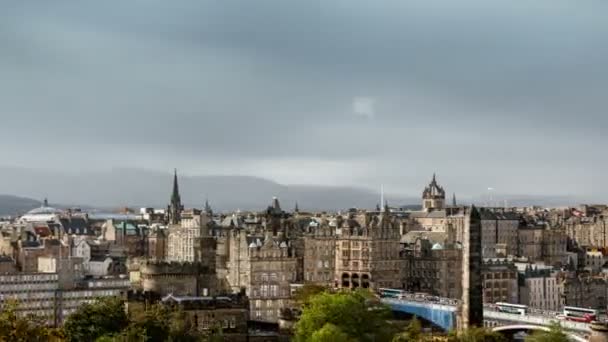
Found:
<box><xmin>382</xmin><ymin>298</ymin><xmax>458</xmax><ymax>331</ymax></box>
<box><xmin>484</xmin><ymin>310</ymin><xmax>591</xmax><ymax>333</ymax></box>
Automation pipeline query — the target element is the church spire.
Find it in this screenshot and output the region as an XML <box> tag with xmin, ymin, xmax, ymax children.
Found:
<box><xmin>452</xmin><ymin>193</ymin><xmax>457</xmax><ymax>207</ymax></box>
<box><xmin>204</xmin><ymin>198</ymin><xmax>213</xmax><ymax>216</ymax></box>
<box><xmin>167</xmin><ymin>169</ymin><xmax>183</xmax><ymax>225</ymax></box>
<box><xmin>294</xmin><ymin>202</ymin><xmax>299</xmax><ymax>213</ymax></box>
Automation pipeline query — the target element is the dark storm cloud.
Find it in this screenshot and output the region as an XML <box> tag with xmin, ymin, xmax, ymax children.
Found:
<box><xmin>1</xmin><ymin>0</ymin><xmax>607</xmax><ymax>199</ymax></box>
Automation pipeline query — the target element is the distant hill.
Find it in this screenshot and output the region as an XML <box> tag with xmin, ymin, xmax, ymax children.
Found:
<box><xmin>0</xmin><ymin>195</ymin><xmax>42</xmax><ymax>216</ymax></box>
<box><xmin>0</xmin><ymin>166</ymin><xmax>419</xmax><ymax>213</ymax></box>
<box><xmin>0</xmin><ymin>166</ymin><xmax>582</xmax><ymax>214</ymax></box>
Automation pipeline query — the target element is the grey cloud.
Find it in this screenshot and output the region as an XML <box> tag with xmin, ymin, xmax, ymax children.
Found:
<box><xmin>0</xmin><ymin>0</ymin><xmax>606</xmax><ymax>200</ymax></box>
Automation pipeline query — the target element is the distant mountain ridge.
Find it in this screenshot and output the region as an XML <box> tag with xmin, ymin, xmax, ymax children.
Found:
<box><xmin>0</xmin><ymin>166</ymin><xmax>583</xmax><ymax>215</ymax></box>
<box><xmin>0</xmin><ymin>195</ymin><xmax>42</xmax><ymax>216</ymax></box>
<box><xmin>0</xmin><ymin>166</ymin><xmax>418</xmax><ymax>213</ymax></box>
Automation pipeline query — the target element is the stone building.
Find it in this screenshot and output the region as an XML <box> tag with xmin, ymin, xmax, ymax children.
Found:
<box><xmin>0</xmin><ymin>255</ymin><xmax>17</xmax><ymax>273</ymax></box>
<box><xmin>541</xmin><ymin>228</ymin><xmax>568</xmax><ymax>267</ymax></box>
<box><xmin>519</xmin><ymin>267</ymin><xmax>562</xmax><ymax>311</ymax></box>
<box><xmin>334</xmin><ymin>207</ymin><xmax>402</xmax><ymax>290</ymax></box>
<box><xmin>559</xmin><ymin>273</ymin><xmax>608</xmax><ymax>310</ymax></box>
<box><xmin>518</xmin><ymin>225</ymin><xmax>544</xmax><ymax>261</ymax></box>
<box><xmin>422</xmin><ymin>174</ymin><xmax>445</xmax><ymax>212</ymax></box>
<box><xmin>249</xmin><ymin>233</ymin><xmax>298</xmax><ymax>322</ymax></box>
<box><xmin>564</xmin><ymin>214</ymin><xmax>608</xmax><ymax>249</ymax></box>
<box><xmin>302</xmin><ymin>220</ymin><xmax>335</xmax><ymax>286</ymax></box>
<box><xmin>161</xmin><ymin>294</ymin><xmax>250</xmax><ymax>341</ymax></box>
<box><xmin>146</xmin><ymin>224</ymin><xmax>167</xmax><ymax>260</ymax></box>
<box><xmin>481</xmin><ymin>258</ymin><xmax>518</xmax><ymax>304</ymax></box>
<box><xmin>101</xmin><ymin>220</ymin><xmax>147</xmax><ymax>257</ymax></box>
<box><xmin>218</xmin><ymin>198</ymin><xmax>300</xmax><ymax>323</ymax></box>
<box><xmin>460</xmin><ymin>206</ymin><xmax>484</xmax><ymax>329</ymax></box>
<box><xmin>138</xmin><ymin>260</ymin><xmax>217</xmax><ymax>297</ymax></box>
<box><xmin>403</xmin><ymin>238</ymin><xmax>462</xmax><ymax>298</ymax></box>
<box><xmin>479</xmin><ymin>209</ymin><xmax>519</xmax><ymax>258</ymax></box>
<box><xmin>167</xmin><ymin>209</ymin><xmax>212</xmax><ymax>262</ymax></box>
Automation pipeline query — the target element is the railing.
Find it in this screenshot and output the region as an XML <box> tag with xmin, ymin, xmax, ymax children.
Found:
<box><xmin>387</xmin><ymin>296</ymin><xmax>591</xmax><ymax>333</ymax></box>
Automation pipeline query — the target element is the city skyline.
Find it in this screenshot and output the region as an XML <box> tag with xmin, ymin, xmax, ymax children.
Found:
<box><xmin>2</xmin><ymin>0</ymin><xmax>607</xmax><ymax>202</ymax></box>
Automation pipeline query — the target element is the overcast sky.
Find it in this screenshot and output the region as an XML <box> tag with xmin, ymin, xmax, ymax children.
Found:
<box><xmin>1</xmin><ymin>0</ymin><xmax>607</xmax><ymax>201</ymax></box>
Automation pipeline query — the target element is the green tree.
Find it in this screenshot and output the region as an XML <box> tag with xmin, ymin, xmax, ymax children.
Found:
<box><xmin>294</xmin><ymin>289</ymin><xmax>393</xmax><ymax>342</ymax></box>
<box><xmin>0</xmin><ymin>300</ymin><xmax>52</xmax><ymax>342</ymax></box>
<box><xmin>294</xmin><ymin>285</ymin><xmax>329</xmax><ymax>306</ymax></box>
<box><xmin>447</xmin><ymin>327</ymin><xmax>506</xmax><ymax>342</ymax></box>
<box><xmin>392</xmin><ymin>317</ymin><xmax>423</xmax><ymax>342</ymax></box>
<box><xmin>310</xmin><ymin>323</ymin><xmax>352</xmax><ymax>342</ymax></box>
<box><xmin>127</xmin><ymin>304</ymin><xmax>170</xmax><ymax>342</ymax></box>
<box><xmin>63</xmin><ymin>297</ymin><xmax>129</xmax><ymax>342</ymax></box>
<box><xmin>524</xmin><ymin>323</ymin><xmax>569</xmax><ymax>342</ymax></box>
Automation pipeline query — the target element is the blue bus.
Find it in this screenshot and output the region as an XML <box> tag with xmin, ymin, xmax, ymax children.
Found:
<box><xmin>379</xmin><ymin>288</ymin><xmax>407</xmax><ymax>299</ymax></box>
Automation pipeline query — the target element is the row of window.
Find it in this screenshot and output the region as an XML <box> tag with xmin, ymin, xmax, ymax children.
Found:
<box><xmin>0</xmin><ymin>274</ymin><xmax>58</xmax><ymax>283</ymax></box>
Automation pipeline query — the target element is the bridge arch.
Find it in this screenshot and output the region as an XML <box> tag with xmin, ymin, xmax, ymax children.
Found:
<box><xmin>492</xmin><ymin>325</ymin><xmax>587</xmax><ymax>342</ymax></box>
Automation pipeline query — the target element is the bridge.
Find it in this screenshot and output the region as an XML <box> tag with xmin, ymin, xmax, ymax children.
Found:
<box><xmin>382</xmin><ymin>297</ymin><xmax>590</xmax><ymax>341</ymax></box>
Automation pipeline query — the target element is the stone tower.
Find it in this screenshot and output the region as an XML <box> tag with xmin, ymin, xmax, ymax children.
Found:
<box><xmin>422</xmin><ymin>174</ymin><xmax>446</xmax><ymax>212</ymax></box>
<box><xmin>167</xmin><ymin>169</ymin><xmax>183</xmax><ymax>225</ymax></box>
<box><xmin>460</xmin><ymin>206</ymin><xmax>483</xmax><ymax>329</ymax></box>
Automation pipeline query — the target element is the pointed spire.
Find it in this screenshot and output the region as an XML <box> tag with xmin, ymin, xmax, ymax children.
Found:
<box><xmin>380</xmin><ymin>184</ymin><xmax>384</xmax><ymax>211</ymax></box>
<box><xmin>171</xmin><ymin>169</ymin><xmax>180</xmax><ymax>203</ymax></box>
<box><xmin>452</xmin><ymin>193</ymin><xmax>457</xmax><ymax>207</ymax></box>
<box><xmin>204</xmin><ymin>198</ymin><xmax>213</xmax><ymax>216</ymax></box>
<box><xmin>167</xmin><ymin>169</ymin><xmax>183</xmax><ymax>225</ymax></box>
<box><xmin>272</xmin><ymin>197</ymin><xmax>281</xmax><ymax>211</ymax></box>
<box><xmin>294</xmin><ymin>202</ymin><xmax>299</xmax><ymax>213</ymax></box>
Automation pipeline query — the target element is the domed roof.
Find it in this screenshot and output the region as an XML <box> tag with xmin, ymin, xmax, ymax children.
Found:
<box><xmin>26</xmin><ymin>206</ymin><xmax>64</xmax><ymax>216</ymax></box>
<box><xmin>19</xmin><ymin>204</ymin><xmax>64</xmax><ymax>223</ymax></box>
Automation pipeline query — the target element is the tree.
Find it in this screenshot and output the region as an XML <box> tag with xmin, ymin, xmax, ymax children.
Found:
<box><xmin>525</xmin><ymin>323</ymin><xmax>569</xmax><ymax>342</ymax></box>
<box><xmin>63</xmin><ymin>297</ymin><xmax>129</xmax><ymax>342</ymax></box>
<box><xmin>0</xmin><ymin>300</ymin><xmax>52</xmax><ymax>342</ymax></box>
<box><xmin>392</xmin><ymin>317</ymin><xmax>423</xmax><ymax>342</ymax></box>
<box><xmin>294</xmin><ymin>289</ymin><xmax>393</xmax><ymax>342</ymax></box>
<box><xmin>447</xmin><ymin>327</ymin><xmax>506</xmax><ymax>342</ymax></box>
<box><xmin>126</xmin><ymin>304</ymin><xmax>170</xmax><ymax>342</ymax></box>
<box><xmin>310</xmin><ymin>323</ymin><xmax>352</xmax><ymax>342</ymax></box>
<box><xmin>294</xmin><ymin>285</ymin><xmax>329</xmax><ymax>306</ymax></box>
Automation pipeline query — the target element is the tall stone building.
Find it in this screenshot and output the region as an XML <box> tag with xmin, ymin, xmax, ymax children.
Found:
<box><xmin>403</xmin><ymin>236</ymin><xmax>462</xmax><ymax>298</ymax></box>
<box><xmin>335</xmin><ymin>206</ymin><xmax>402</xmax><ymax>290</ymax></box>
<box><xmin>422</xmin><ymin>174</ymin><xmax>445</xmax><ymax>212</ymax></box>
<box><xmin>460</xmin><ymin>206</ymin><xmax>483</xmax><ymax>329</ymax></box>
<box><xmin>303</xmin><ymin>220</ymin><xmax>335</xmax><ymax>286</ymax></box>
<box><xmin>479</xmin><ymin>209</ymin><xmax>519</xmax><ymax>258</ymax></box>
<box><xmin>481</xmin><ymin>259</ymin><xmax>518</xmax><ymax>304</ymax></box>
<box><xmin>519</xmin><ymin>268</ymin><xmax>562</xmax><ymax>311</ymax></box>
<box><xmin>249</xmin><ymin>232</ymin><xmax>297</xmax><ymax>322</ymax></box>
<box><xmin>167</xmin><ymin>209</ymin><xmax>212</xmax><ymax>262</ymax></box>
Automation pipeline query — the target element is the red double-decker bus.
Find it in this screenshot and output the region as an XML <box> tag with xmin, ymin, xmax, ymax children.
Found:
<box><xmin>563</xmin><ymin>306</ymin><xmax>597</xmax><ymax>323</ymax></box>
